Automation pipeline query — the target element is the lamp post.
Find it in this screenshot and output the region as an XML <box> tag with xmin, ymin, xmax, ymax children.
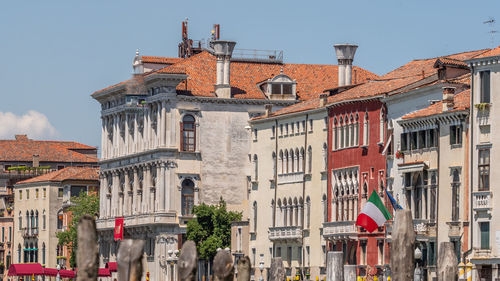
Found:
<box><xmin>259</xmin><ymin>260</ymin><xmax>264</xmax><ymax>281</ymax></box>
<box><xmin>56</xmin><ymin>264</ymin><xmax>61</xmax><ymax>281</ymax></box>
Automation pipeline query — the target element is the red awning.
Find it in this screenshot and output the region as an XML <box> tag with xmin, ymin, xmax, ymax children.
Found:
<box><xmin>98</xmin><ymin>268</ymin><xmax>111</xmax><ymax>277</ymax></box>
<box><xmin>8</xmin><ymin>263</ymin><xmax>44</xmax><ymax>276</ymax></box>
<box><xmin>43</xmin><ymin>268</ymin><xmax>58</xmax><ymax>276</ymax></box>
<box><xmin>60</xmin><ymin>269</ymin><xmax>76</xmax><ymax>278</ymax></box>
<box><xmin>106</xmin><ymin>261</ymin><xmax>117</xmax><ymax>272</ymax></box>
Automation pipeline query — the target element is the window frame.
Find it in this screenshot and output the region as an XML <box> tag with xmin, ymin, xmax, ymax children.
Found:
<box><xmin>181</xmin><ymin>115</ymin><xmax>196</xmax><ymax>152</ymax></box>
<box><xmin>480</xmin><ymin>70</ymin><xmax>491</xmax><ymax>104</ymax></box>
<box><xmin>478</xmin><ymin>149</ymin><xmax>490</xmax><ymax>191</ymax></box>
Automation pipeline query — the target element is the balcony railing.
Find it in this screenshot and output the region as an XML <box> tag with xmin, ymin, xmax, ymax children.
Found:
<box><xmin>277</xmin><ymin>172</ymin><xmax>304</xmax><ymax>185</ymax></box>
<box><xmin>268</xmin><ymin>226</ymin><xmax>302</xmax><ymax>241</ymax></box>
<box><xmin>322</xmin><ymin>221</ymin><xmax>357</xmax><ymax>239</ymax></box>
<box><xmin>473</xmin><ymin>191</ymin><xmax>491</xmax><ymax>210</ymax></box>
<box><xmin>22</xmin><ymin>227</ymin><xmax>38</xmax><ymax>238</ymax></box>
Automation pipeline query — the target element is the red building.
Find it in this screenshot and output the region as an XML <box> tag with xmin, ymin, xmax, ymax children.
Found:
<box><xmin>323</xmin><ymin>88</ymin><xmax>390</xmax><ymax>277</ymax></box>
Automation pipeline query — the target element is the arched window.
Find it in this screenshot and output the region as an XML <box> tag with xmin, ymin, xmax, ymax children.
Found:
<box><xmin>25</xmin><ymin>211</ymin><xmax>29</xmax><ymax>229</ymax></box>
<box><xmin>333</xmin><ymin>118</ymin><xmax>338</xmax><ymax>150</ymax></box>
<box><xmin>18</xmin><ymin>212</ymin><xmax>22</xmax><ymax>231</ymax></box>
<box><xmin>29</xmin><ymin>242</ymin><xmax>34</xmax><ymax>263</ymax></box>
<box><xmin>355</xmin><ymin>113</ymin><xmax>360</xmax><ymax>145</ymax></box>
<box><xmin>307</xmin><ymin>146</ymin><xmax>312</xmax><ymax>174</ymax></box>
<box><xmin>322</xmin><ymin>143</ymin><xmax>328</xmax><ymax>171</ymax></box>
<box><xmin>279</xmin><ymin>150</ymin><xmax>284</xmax><ymax>174</ymax></box>
<box><xmin>340</xmin><ymin>117</ymin><xmax>345</xmax><ymax>148</ymax></box>
<box><xmin>363</xmin><ymin>112</ymin><xmax>369</xmax><ymax>146</ymax></box>
<box><xmin>306</xmin><ymin>196</ymin><xmax>311</xmax><ymax>228</ymax></box>
<box><xmin>300</xmin><ymin>148</ymin><xmax>305</xmax><ymax>172</ymax></box>
<box><xmin>17</xmin><ymin>244</ymin><xmax>21</xmax><ymax>263</ymax></box>
<box><xmin>283</xmin><ymin>199</ymin><xmax>288</xmax><ymax>226</ymax></box>
<box><xmin>414</xmin><ymin>174</ymin><xmax>423</xmax><ymax>219</ymax></box>
<box><xmin>295</xmin><ymin>148</ymin><xmax>300</xmax><ymax>173</ymax></box>
<box><xmin>350</xmin><ymin>115</ymin><xmax>355</xmax><ymax>147</ymax></box>
<box><xmin>42</xmin><ymin>243</ymin><xmax>46</xmax><ymax>265</ymax></box>
<box><xmin>452</xmin><ymin>170</ymin><xmax>460</xmax><ymax>221</ymax></box>
<box><xmin>35</xmin><ymin>211</ymin><xmax>39</xmax><ymax>231</ymax></box>
<box><xmin>363</xmin><ymin>182</ymin><xmax>368</xmax><ymax>197</ymax></box>
<box><xmin>252</xmin><ymin>201</ymin><xmax>258</xmax><ymax>233</ymax></box>
<box><xmin>57</xmin><ymin>210</ymin><xmax>63</xmax><ymax>230</ymax></box>
<box><xmin>253</xmin><ymin>155</ymin><xmax>258</xmax><ymax>181</ymax></box>
<box><xmin>272</xmin><ymin>152</ymin><xmax>277</xmax><ymax>176</ymax></box>
<box><xmin>42</xmin><ymin>210</ymin><xmax>46</xmax><ymax>230</ymax></box>
<box><xmin>284</xmin><ymin>150</ymin><xmax>289</xmax><ymax>174</ymax></box>
<box><xmin>380</xmin><ymin>180</ymin><xmax>384</xmax><ymax>194</ymax></box>
<box><xmin>322</xmin><ymin>194</ymin><xmax>328</xmax><ymax>222</ymax></box>
<box><xmin>293</xmin><ymin>197</ymin><xmax>299</xmax><ymax>226</ymax></box>
<box><xmin>344</xmin><ymin>115</ymin><xmax>349</xmax><ymax>147</ymax></box>
<box><xmin>181</xmin><ymin>179</ymin><xmax>195</xmax><ymax>216</ymax></box>
<box><xmin>379</xmin><ymin>109</ymin><xmax>385</xmax><ymax>144</ymax></box>
<box><xmin>30</xmin><ymin>210</ymin><xmax>34</xmax><ymax>230</ymax></box>
<box><xmin>181</xmin><ymin>114</ymin><xmax>196</xmax><ymax>152</ymax></box>
<box><xmin>277</xmin><ymin>199</ymin><xmax>282</xmax><ymax>226</ymax></box>
<box><xmin>288</xmin><ymin>198</ymin><xmax>293</xmax><ymax>226</ymax></box>
<box><xmin>271</xmin><ymin>199</ymin><xmax>276</xmax><ymax>226</ymax></box>
<box><xmin>290</xmin><ymin>149</ymin><xmax>295</xmax><ymax>173</ymax></box>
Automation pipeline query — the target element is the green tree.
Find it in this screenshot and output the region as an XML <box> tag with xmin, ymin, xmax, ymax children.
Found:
<box><xmin>56</xmin><ymin>192</ymin><xmax>99</xmax><ymax>267</ymax></box>
<box><xmin>186</xmin><ymin>198</ymin><xmax>242</xmax><ymax>261</ymax></box>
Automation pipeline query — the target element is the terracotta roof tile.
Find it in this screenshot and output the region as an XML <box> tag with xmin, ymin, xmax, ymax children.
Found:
<box><xmin>95</xmin><ymin>51</ymin><xmax>378</xmax><ymax>100</ymax></box>
<box><xmin>142</xmin><ymin>56</ymin><xmax>183</xmax><ymax>64</ymax></box>
<box><xmin>434</xmin><ymin>57</ymin><xmax>468</xmax><ymax>68</ymax></box>
<box><xmin>472</xmin><ymin>45</ymin><xmax>500</xmax><ymax>59</ymax></box>
<box><xmin>0</xmin><ymin>136</ymin><xmax>97</xmax><ymax>163</ymax></box>
<box><xmin>261</xmin><ymin>49</ymin><xmax>482</xmax><ymax>119</ymax></box>
<box><xmin>17</xmin><ymin>167</ymin><xmax>99</xmax><ymax>184</ymax></box>
<box><xmin>401</xmin><ymin>89</ymin><xmax>470</xmax><ymax>120</ymax></box>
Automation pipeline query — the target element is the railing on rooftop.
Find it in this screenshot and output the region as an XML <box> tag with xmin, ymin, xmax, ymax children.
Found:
<box><xmin>231</xmin><ymin>49</ymin><xmax>283</xmax><ymax>63</ymax></box>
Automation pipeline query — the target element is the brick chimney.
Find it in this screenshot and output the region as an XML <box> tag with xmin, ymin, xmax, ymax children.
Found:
<box><xmin>334</xmin><ymin>44</ymin><xmax>358</xmax><ymax>87</ymax></box>
<box><xmin>265</xmin><ymin>104</ymin><xmax>273</xmax><ymax>117</ymax></box>
<box><xmin>212</xmin><ymin>40</ymin><xmax>236</xmax><ymax>98</ymax></box>
<box><xmin>442</xmin><ymin>87</ymin><xmax>455</xmax><ymax>112</ymax></box>
<box><xmin>319</xmin><ymin>93</ymin><xmax>329</xmax><ymax>107</ymax></box>
<box><xmin>15</xmin><ymin>135</ymin><xmax>28</xmax><ymax>141</ymax></box>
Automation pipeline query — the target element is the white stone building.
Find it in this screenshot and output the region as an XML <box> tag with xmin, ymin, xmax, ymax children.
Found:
<box><xmin>92</xmin><ymin>40</ymin><xmax>377</xmax><ymax>281</ymax></box>
<box><xmin>466</xmin><ymin>46</ymin><xmax>500</xmax><ymax>280</ymax></box>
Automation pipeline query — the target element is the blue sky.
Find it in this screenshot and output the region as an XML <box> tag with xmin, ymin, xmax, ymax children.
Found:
<box><xmin>0</xmin><ymin>0</ymin><xmax>498</xmax><ymax>151</ymax></box>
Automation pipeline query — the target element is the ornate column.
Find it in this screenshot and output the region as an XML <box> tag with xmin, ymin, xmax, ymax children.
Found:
<box><xmin>156</xmin><ymin>102</ymin><xmax>161</xmax><ymax>148</ymax></box>
<box><xmin>158</xmin><ymin>163</ymin><xmax>165</xmax><ymax>211</ymax></box>
<box><xmin>298</xmin><ymin>205</ymin><xmax>303</xmax><ymax>227</ymax></box>
<box><xmin>112</xmin><ymin>170</ymin><xmax>120</xmax><ymax>217</ymax></box>
<box><xmin>133</xmin><ymin>167</ymin><xmax>140</xmax><ymax>215</ymax></box>
<box><xmin>161</xmin><ymin>101</ymin><xmax>167</xmax><ymax>147</ymax></box>
<box><xmin>113</xmin><ymin>114</ymin><xmax>119</xmax><ymax>157</ymax></box>
<box><xmin>124</xmin><ymin>170</ymin><xmax>130</xmax><ymax>216</ymax></box>
<box><xmin>101</xmin><ymin>118</ymin><xmax>106</xmax><ymax>160</ymax></box>
<box><xmin>144</xmin><ymin>164</ymin><xmax>152</xmax><ymax>213</ymax></box>
<box><xmin>100</xmin><ymin>173</ymin><xmax>108</xmax><ymax>219</ymax></box>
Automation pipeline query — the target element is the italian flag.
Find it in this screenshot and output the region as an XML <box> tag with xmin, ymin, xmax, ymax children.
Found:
<box><xmin>356</xmin><ymin>191</ymin><xmax>392</xmax><ymax>233</ymax></box>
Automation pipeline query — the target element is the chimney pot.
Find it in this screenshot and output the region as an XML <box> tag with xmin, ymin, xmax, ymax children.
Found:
<box><xmin>442</xmin><ymin>87</ymin><xmax>455</xmax><ymax>111</ymax></box>
<box><xmin>265</xmin><ymin>104</ymin><xmax>273</xmax><ymax>117</ymax></box>
<box><xmin>334</xmin><ymin>44</ymin><xmax>358</xmax><ymax>87</ymax></box>
<box><xmin>319</xmin><ymin>93</ymin><xmax>329</xmax><ymax>107</ymax></box>
<box><xmin>212</xmin><ymin>40</ymin><xmax>236</xmax><ymax>98</ymax></box>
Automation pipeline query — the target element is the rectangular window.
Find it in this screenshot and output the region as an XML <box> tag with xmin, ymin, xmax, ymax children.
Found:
<box><xmin>71</xmin><ymin>186</ymin><xmax>87</xmax><ymax>197</ymax></box>
<box><xmin>309</xmin><ymin>119</ymin><xmax>313</xmax><ymax>132</ymax></box>
<box><xmin>429</xmin><ymin>242</ymin><xmax>436</xmax><ymax>265</ymax></box>
<box><xmin>272</xmin><ymin>126</ymin><xmax>276</xmax><ymax>138</ymax></box>
<box><xmin>2</xmin><ymin>227</ymin><xmax>4</xmax><ymax>243</ymax></box>
<box><xmin>361</xmin><ymin>242</ymin><xmax>367</xmax><ymax>265</ymax></box>
<box><xmin>428</xmin><ymin>129</ymin><xmax>436</xmax><ymax>148</ymax></box>
<box><xmin>291</xmin><ymin>123</ymin><xmax>294</xmax><ymax>134</ymax></box>
<box><xmin>401</xmin><ymin>133</ymin><xmax>408</xmax><ymax>151</ymax></box>
<box><xmin>58</xmin><ymin>188</ymin><xmax>64</xmax><ymax>198</ymax></box>
<box><xmin>418</xmin><ymin>130</ymin><xmax>426</xmax><ymax>149</ymax></box>
<box><xmin>480</xmin><ymin>71</ymin><xmax>491</xmax><ymax>104</ymax></box>
<box><xmin>452</xmin><ymin>181</ymin><xmax>460</xmax><ymax>221</ymax></box>
<box><xmin>479</xmin><ymin>149</ymin><xmax>490</xmax><ymax>191</ymax></box>
<box><xmin>57</xmin><ymin>165</ymin><xmax>65</xmax><ymax>170</ymax></box>
<box><xmin>450</xmin><ymin>125</ymin><xmax>462</xmax><ymax>145</ymax></box>
<box><xmin>287</xmin><ymin>246</ymin><xmax>292</xmax><ymax>265</ymax></box>
<box><xmin>302</xmin><ymin>120</ymin><xmax>306</xmax><ymax>132</ymax></box>
<box><xmin>404</xmin><ymin>173</ymin><xmax>412</xmax><ymax>187</ymax></box>
<box><xmin>285</xmin><ymin>124</ymin><xmax>289</xmax><ymax>135</ymax></box>
<box><xmin>253</xmin><ymin>129</ymin><xmax>258</xmax><ymax>141</ymax></box>
<box><xmin>280</xmin><ymin>124</ymin><xmax>283</xmax><ymax>136</ymax></box>
<box><xmin>298</xmin><ymin>246</ymin><xmax>302</xmax><ymax>264</ymax></box>
<box><xmin>480</xmin><ymin>222</ymin><xmax>490</xmax><ymax>249</ymax></box>
<box><xmin>9</xmin><ymin>227</ymin><xmax>11</xmax><ymax>242</ymax></box>
<box><xmin>35</xmin><ymin>189</ymin><xmax>39</xmax><ymax>199</ymax></box>
<box><xmin>410</xmin><ymin>132</ymin><xmax>418</xmax><ymax>150</ymax></box>
<box><xmin>277</xmin><ymin>247</ymin><xmax>282</xmax><ymax>257</ymax></box>
<box><xmin>377</xmin><ymin>241</ymin><xmax>383</xmax><ymax>265</ymax></box>
<box><xmin>252</xmin><ymin>248</ymin><xmax>256</xmax><ymax>266</ymax></box>
<box><xmin>19</xmin><ymin>190</ymin><xmax>22</xmax><ymax>200</ymax></box>
<box><xmin>43</xmin><ymin>188</ymin><xmax>46</xmax><ymax>198</ymax></box>
<box><xmin>26</xmin><ymin>190</ymin><xmax>29</xmax><ymax>200</ymax></box>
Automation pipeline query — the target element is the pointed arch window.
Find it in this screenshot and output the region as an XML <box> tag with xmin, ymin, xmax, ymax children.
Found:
<box><xmin>452</xmin><ymin>170</ymin><xmax>460</xmax><ymax>221</ymax></box>
<box><xmin>379</xmin><ymin>109</ymin><xmax>385</xmax><ymax>144</ymax></box>
<box><xmin>307</xmin><ymin>146</ymin><xmax>312</xmax><ymax>174</ymax></box>
<box><xmin>181</xmin><ymin>179</ymin><xmax>195</xmax><ymax>216</ymax></box>
<box><xmin>333</xmin><ymin>118</ymin><xmax>338</xmax><ymax>150</ymax></box>
<box><xmin>306</xmin><ymin>196</ymin><xmax>311</xmax><ymax>228</ymax></box>
<box><xmin>284</xmin><ymin>150</ymin><xmax>289</xmax><ymax>174</ymax></box>
<box><xmin>340</xmin><ymin>117</ymin><xmax>345</xmax><ymax>148</ymax></box>
<box><xmin>279</xmin><ymin>150</ymin><xmax>284</xmax><ymax>174</ymax></box>
<box><xmin>322</xmin><ymin>194</ymin><xmax>328</xmax><ymax>222</ymax></box>
<box><xmin>272</xmin><ymin>152</ymin><xmax>277</xmax><ymax>176</ymax></box>
<box><xmin>350</xmin><ymin>115</ymin><xmax>355</xmax><ymax>147</ymax></box>
<box><xmin>363</xmin><ymin>113</ymin><xmax>369</xmax><ymax>146</ymax></box>
<box><xmin>252</xmin><ymin>201</ymin><xmax>258</xmax><ymax>233</ymax></box>
<box><xmin>253</xmin><ymin>155</ymin><xmax>258</xmax><ymax>181</ymax></box>
<box><xmin>344</xmin><ymin>115</ymin><xmax>349</xmax><ymax>148</ymax></box>
<box><xmin>290</xmin><ymin>150</ymin><xmax>295</xmax><ymax>173</ymax></box>
<box><xmin>181</xmin><ymin>114</ymin><xmax>196</xmax><ymax>152</ymax></box>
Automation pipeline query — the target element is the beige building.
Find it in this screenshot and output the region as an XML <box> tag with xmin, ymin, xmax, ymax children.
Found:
<box><xmin>248</xmin><ymin>102</ymin><xmax>329</xmax><ymax>281</ymax></box>
<box><xmin>466</xmin><ymin>46</ymin><xmax>500</xmax><ymax>280</ymax></box>
<box><xmin>398</xmin><ymin>86</ymin><xmax>470</xmax><ymax>280</ymax></box>
<box><xmin>13</xmin><ymin>167</ymin><xmax>98</xmax><ymax>268</ymax></box>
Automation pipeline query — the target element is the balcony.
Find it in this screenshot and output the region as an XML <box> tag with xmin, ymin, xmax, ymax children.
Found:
<box><xmin>268</xmin><ymin>226</ymin><xmax>302</xmax><ymax>241</ymax></box>
<box><xmin>277</xmin><ymin>172</ymin><xmax>304</xmax><ymax>185</ymax></box>
<box><xmin>473</xmin><ymin>191</ymin><xmax>491</xmax><ymax>211</ymax></box>
<box><xmin>322</xmin><ymin>221</ymin><xmax>357</xmax><ymax>240</ymax></box>
<box><xmin>22</xmin><ymin>227</ymin><xmax>38</xmax><ymax>239</ymax></box>
<box><xmin>96</xmin><ymin>211</ymin><xmax>177</xmax><ymax>230</ymax></box>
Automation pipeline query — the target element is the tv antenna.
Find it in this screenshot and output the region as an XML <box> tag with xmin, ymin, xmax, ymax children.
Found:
<box><xmin>483</xmin><ymin>17</ymin><xmax>498</xmax><ymax>47</ymax></box>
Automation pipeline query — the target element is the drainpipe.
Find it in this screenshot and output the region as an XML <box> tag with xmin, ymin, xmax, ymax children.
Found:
<box><xmin>300</xmin><ymin>114</ymin><xmax>309</xmax><ymax>279</ymax></box>
<box><xmin>465</xmin><ymin>64</ymin><xmax>475</xmax><ymax>262</ymax></box>
<box><xmin>273</xmin><ymin>119</ymin><xmax>278</xmax><ymax>258</ymax></box>
<box><xmin>436</xmin><ymin>121</ymin><xmax>440</xmax><ymax>268</ymax></box>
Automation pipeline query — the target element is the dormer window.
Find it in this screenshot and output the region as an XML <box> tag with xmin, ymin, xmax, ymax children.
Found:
<box><xmin>261</xmin><ymin>70</ymin><xmax>297</xmax><ymax>100</ymax></box>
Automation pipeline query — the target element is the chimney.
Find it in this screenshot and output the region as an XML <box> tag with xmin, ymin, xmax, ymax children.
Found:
<box><xmin>265</xmin><ymin>104</ymin><xmax>273</xmax><ymax>117</ymax></box>
<box><xmin>319</xmin><ymin>93</ymin><xmax>329</xmax><ymax>107</ymax></box>
<box><xmin>32</xmin><ymin>154</ymin><xmax>39</xmax><ymax>168</ymax></box>
<box><xmin>15</xmin><ymin>135</ymin><xmax>28</xmax><ymax>141</ymax></box>
<box><xmin>334</xmin><ymin>44</ymin><xmax>358</xmax><ymax>87</ymax></box>
<box><xmin>442</xmin><ymin>87</ymin><xmax>455</xmax><ymax>111</ymax></box>
<box><xmin>212</xmin><ymin>40</ymin><xmax>237</xmax><ymax>98</ymax></box>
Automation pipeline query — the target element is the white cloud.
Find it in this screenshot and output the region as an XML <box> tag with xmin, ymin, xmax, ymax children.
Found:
<box><xmin>0</xmin><ymin>110</ymin><xmax>59</xmax><ymax>139</ymax></box>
